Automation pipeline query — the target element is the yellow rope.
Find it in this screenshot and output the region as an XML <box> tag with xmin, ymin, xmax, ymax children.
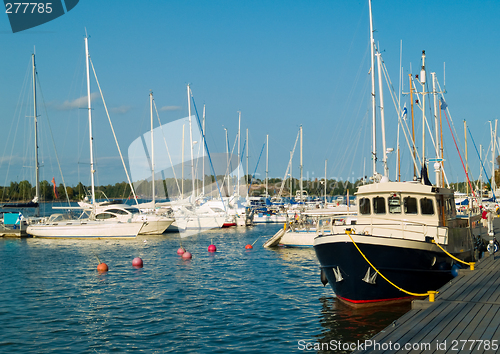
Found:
<box><xmin>345</xmin><ymin>230</ymin><xmax>437</xmax><ymax>299</ymax></box>
<box><xmin>431</xmin><ymin>240</ymin><xmax>475</xmax><ymax>270</ymax></box>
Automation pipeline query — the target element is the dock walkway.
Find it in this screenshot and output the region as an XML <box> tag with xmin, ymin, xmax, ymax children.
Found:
<box><xmin>354</xmin><ymin>228</ymin><xmax>500</xmax><ymax>353</ymax></box>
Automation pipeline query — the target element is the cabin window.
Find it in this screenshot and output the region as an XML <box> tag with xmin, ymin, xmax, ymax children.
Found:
<box><xmin>359</xmin><ymin>198</ymin><xmax>371</xmax><ymax>215</ymax></box>
<box><xmin>107</xmin><ymin>208</ymin><xmax>129</xmax><ymax>215</ymax></box>
<box><xmin>96</xmin><ymin>213</ymin><xmax>116</xmax><ymax>220</ymax></box>
<box><xmin>404</xmin><ymin>197</ymin><xmax>418</xmax><ymax>214</ymax></box>
<box><xmin>388</xmin><ymin>196</ymin><xmax>401</xmax><ymax>214</ymax></box>
<box><xmin>445</xmin><ymin>198</ymin><xmax>454</xmax><ymax>216</ymax></box>
<box><xmin>125</xmin><ymin>208</ymin><xmax>140</xmax><ymax>214</ymax></box>
<box><xmin>420</xmin><ymin>198</ymin><xmax>434</xmax><ymax>215</ymax></box>
<box><xmin>373</xmin><ymin>197</ymin><xmax>386</xmax><ymax>214</ymax></box>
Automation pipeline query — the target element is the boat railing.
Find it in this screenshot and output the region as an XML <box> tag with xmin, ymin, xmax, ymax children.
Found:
<box><xmin>346</xmin><ymin>218</ymin><xmax>450</xmax><ymax>244</ymax></box>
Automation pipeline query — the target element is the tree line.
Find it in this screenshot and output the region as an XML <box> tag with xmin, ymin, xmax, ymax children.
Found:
<box><xmin>0</xmin><ymin>176</ymin><xmax>364</xmax><ymax>202</ymax></box>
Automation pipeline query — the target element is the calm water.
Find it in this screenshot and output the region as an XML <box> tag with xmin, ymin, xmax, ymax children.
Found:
<box><xmin>0</xmin><ymin>224</ymin><xmax>409</xmax><ymax>353</ymax></box>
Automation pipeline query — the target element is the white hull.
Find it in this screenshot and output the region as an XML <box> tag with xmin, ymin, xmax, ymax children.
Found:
<box><xmin>27</xmin><ymin>220</ymin><xmax>144</xmax><ymax>238</ymax></box>
<box><xmin>137</xmin><ymin>218</ymin><xmax>174</xmax><ymax>235</ymax></box>
<box><xmin>253</xmin><ymin>214</ymin><xmax>287</xmax><ymax>224</ymax></box>
<box><xmin>279</xmin><ymin>229</ymin><xmax>316</xmax><ymax>247</ymax></box>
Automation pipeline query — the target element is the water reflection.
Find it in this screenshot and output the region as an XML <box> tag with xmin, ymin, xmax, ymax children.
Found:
<box><xmin>315</xmin><ymin>296</ymin><xmax>410</xmax><ymax>353</ymax></box>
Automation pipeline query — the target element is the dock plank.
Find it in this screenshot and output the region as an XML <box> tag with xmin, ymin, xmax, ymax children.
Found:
<box><xmin>475</xmin><ymin>306</ymin><xmax>500</xmax><ymax>354</ymax></box>
<box><xmin>470</xmin><ymin>269</ymin><xmax>500</xmax><ymax>303</ymax></box>
<box><xmin>404</xmin><ymin>302</ymin><xmax>476</xmax><ymax>354</ymax></box>
<box><xmin>373</xmin><ymin>302</ymin><xmax>454</xmax><ymax>350</ymax></box>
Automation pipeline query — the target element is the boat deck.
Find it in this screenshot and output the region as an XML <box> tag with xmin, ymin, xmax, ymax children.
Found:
<box><xmin>354</xmin><ymin>222</ymin><xmax>500</xmax><ymax>353</ymax></box>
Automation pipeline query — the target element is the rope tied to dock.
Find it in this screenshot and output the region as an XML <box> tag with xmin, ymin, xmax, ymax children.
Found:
<box><xmin>431</xmin><ymin>239</ymin><xmax>475</xmax><ymax>270</ymax></box>
<box><xmin>344</xmin><ymin>230</ymin><xmax>438</xmax><ymax>301</ymax></box>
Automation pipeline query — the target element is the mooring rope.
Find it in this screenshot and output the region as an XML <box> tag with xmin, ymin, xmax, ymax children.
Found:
<box><xmin>431</xmin><ymin>240</ymin><xmax>475</xmax><ymax>270</ymax></box>
<box><xmin>344</xmin><ymin>230</ymin><xmax>437</xmax><ymax>300</ymax></box>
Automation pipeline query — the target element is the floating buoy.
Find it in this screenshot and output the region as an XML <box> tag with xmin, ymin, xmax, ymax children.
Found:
<box><xmin>132</xmin><ymin>257</ymin><xmax>143</xmax><ymax>268</ymax></box>
<box><xmin>245</xmin><ymin>244</ymin><xmax>253</xmax><ymax>249</ymax></box>
<box><xmin>208</xmin><ymin>244</ymin><xmax>217</xmax><ymax>252</ymax></box>
<box><xmin>182</xmin><ymin>251</ymin><xmax>192</xmax><ymax>259</ymax></box>
<box><xmin>177</xmin><ymin>247</ymin><xmax>186</xmax><ymax>255</ymax></box>
<box><xmin>97</xmin><ymin>263</ymin><xmax>108</xmax><ymax>272</ymax></box>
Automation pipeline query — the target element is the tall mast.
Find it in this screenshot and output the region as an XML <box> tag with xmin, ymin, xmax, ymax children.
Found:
<box><xmin>187</xmin><ymin>85</ymin><xmax>195</xmax><ymax>201</ymax></box>
<box><xmin>202</xmin><ymin>105</ymin><xmax>206</xmax><ymax>196</ymax></box>
<box><xmin>289</xmin><ymin>150</ymin><xmax>292</xmax><ymax>198</ymax></box>
<box><xmin>84</xmin><ymin>36</ymin><xmax>96</xmax><ymax>208</ymax></box>
<box><xmin>465</xmin><ymin>120</ymin><xmax>469</xmax><ymax>200</ymax></box>
<box><xmin>300</xmin><ymin>125</ymin><xmax>303</xmax><ymax>201</ymax></box>
<box><xmin>246</xmin><ymin>128</ymin><xmax>249</xmax><ymax>197</ymax></box>
<box><xmin>266</xmin><ymin>134</ymin><xmax>269</xmax><ymax>197</ymax></box>
<box><xmin>324</xmin><ymin>159</ymin><xmax>327</xmax><ymax>204</ymax></box>
<box><xmin>237</xmin><ymin>111</ymin><xmax>241</xmax><ymax>198</ymax></box>
<box><xmin>181</xmin><ymin>124</ymin><xmax>185</xmax><ymax>199</ymax></box>
<box><xmin>480</xmin><ymin>144</ymin><xmax>483</xmax><ymax>199</ymax></box>
<box><xmin>440</xmin><ymin>99</ymin><xmax>444</xmax><ymax>185</ymax></box>
<box><xmin>396</xmin><ymin>40</ymin><xmax>402</xmax><ymax>182</ymax></box>
<box><xmin>150</xmin><ymin>91</ymin><xmax>155</xmax><ymax>206</ymax></box>
<box><xmin>409</xmin><ymin>74</ymin><xmax>416</xmax><ymax>179</ymax></box>
<box><xmin>420</xmin><ymin>51</ymin><xmax>426</xmax><ymax>165</ymax></box>
<box><xmin>32</xmin><ymin>53</ymin><xmax>40</xmax><ymax>216</ymax></box>
<box><xmin>376</xmin><ymin>52</ymin><xmax>388</xmax><ymax>177</ymax></box>
<box><xmin>224</xmin><ymin>128</ymin><xmax>230</xmax><ymax>196</ymax></box>
<box><xmin>369</xmin><ymin>0</ymin><xmax>377</xmax><ymax>177</ymax></box>
<box><xmin>432</xmin><ymin>72</ymin><xmax>440</xmax><ymax>187</ymax></box>
<box><xmin>492</xmin><ymin>120</ymin><xmax>497</xmax><ymax>196</ymax></box>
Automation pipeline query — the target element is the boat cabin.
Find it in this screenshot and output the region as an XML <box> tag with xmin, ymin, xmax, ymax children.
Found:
<box><xmin>355</xmin><ymin>181</ymin><xmax>457</xmax><ymax>227</ymax></box>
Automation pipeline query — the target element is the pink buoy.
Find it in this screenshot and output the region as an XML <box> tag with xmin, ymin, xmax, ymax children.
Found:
<box><xmin>177</xmin><ymin>247</ymin><xmax>186</xmax><ymax>255</ymax></box>
<box><xmin>182</xmin><ymin>251</ymin><xmax>192</xmax><ymax>259</ymax></box>
<box><xmin>208</xmin><ymin>244</ymin><xmax>217</xmax><ymax>252</ymax></box>
<box><xmin>132</xmin><ymin>257</ymin><xmax>143</xmax><ymax>268</ymax></box>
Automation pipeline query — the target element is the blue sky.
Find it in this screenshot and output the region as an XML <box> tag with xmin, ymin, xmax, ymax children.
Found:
<box><xmin>1</xmin><ymin>0</ymin><xmax>499</xmax><ymax>189</ymax></box>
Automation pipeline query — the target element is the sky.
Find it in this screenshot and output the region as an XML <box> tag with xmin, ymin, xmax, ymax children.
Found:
<box><xmin>1</xmin><ymin>0</ymin><xmax>499</xmax><ymax>189</ymax></box>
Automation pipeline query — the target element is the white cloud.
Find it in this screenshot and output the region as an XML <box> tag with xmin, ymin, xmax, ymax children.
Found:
<box><xmin>53</xmin><ymin>92</ymin><xmax>100</xmax><ymax>110</ymax></box>
<box><xmin>110</xmin><ymin>105</ymin><xmax>132</xmax><ymax>114</ymax></box>
<box><xmin>160</xmin><ymin>105</ymin><xmax>182</xmax><ymax>111</ymax></box>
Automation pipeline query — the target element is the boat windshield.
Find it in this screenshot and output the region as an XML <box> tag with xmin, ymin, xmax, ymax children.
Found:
<box><xmin>125</xmin><ymin>208</ymin><xmax>140</xmax><ymax>214</ymax></box>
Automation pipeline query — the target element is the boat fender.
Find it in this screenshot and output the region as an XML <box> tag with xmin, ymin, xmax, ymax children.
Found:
<box><xmin>320</xmin><ymin>268</ymin><xmax>328</xmax><ymax>286</ymax></box>
<box><xmin>451</xmin><ymin>263</ymin><xmax>462</xmax><ymax>277</ymax></box>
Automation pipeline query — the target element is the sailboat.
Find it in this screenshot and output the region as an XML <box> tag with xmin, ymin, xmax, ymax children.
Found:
<box><xmin>313</xmin><ymin>0</ymin><xmax>480</xmax><ymax>306</ymax></box>
<box><xmin>1</xmin><ymin>53</ymin><xmax>42</xmax><ymax>237</ymax></box>
<box><xmin>27</xmin><ymin>36</ymin><xmax>145</xmax><ymax>238</ymax></box>
<box><xmin>76</xmin><ymin>91</ymin><xmax>175</xmax><ymax>235</ymax></box>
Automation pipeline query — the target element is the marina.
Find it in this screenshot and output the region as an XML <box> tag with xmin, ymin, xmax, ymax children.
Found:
<box><xmin>2</xmin><ymin>0</ymin><xmax>500</xmax><ymax>352</ymax></box>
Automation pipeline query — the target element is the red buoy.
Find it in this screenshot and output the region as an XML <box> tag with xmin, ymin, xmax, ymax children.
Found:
<box><xmin>132</xmin><ymin>257</ymin><xmax>143</xmax><ymax>268</ymax></box>
<box><xmin>177</xmin><ymin>247</ymin><xmax>186</xmax><ymax>255</ymax></box>
<box><xmin>182</xmin><ymin>251</ymin><xmax>192</xmax><ymax>259</ymax></box>
<box><xmin>245</xmin><ymin>244</ymin><xmax>253</xmax><ymax>249</ymax></box>
<box><xmin>97</xmin><ymin>263</ymin><xmax>108</xmax><ymax>272</ymax></box>
<box><xmin>208</xmin><ymin>244</ymin><xmax>217</xmax><ymax>252</ymax></box>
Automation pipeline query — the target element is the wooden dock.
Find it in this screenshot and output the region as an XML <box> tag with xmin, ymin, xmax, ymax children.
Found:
<box><xmin>354</xmin><ymin>228</ymin><xmax>500</xmax><ymax>353</ymax></box>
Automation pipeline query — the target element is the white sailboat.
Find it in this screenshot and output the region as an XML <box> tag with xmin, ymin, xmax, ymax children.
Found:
<box><xmin>27</xmin><ymin>36</ymin><xmax>144</xmax><ymax>238</ymax></box>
